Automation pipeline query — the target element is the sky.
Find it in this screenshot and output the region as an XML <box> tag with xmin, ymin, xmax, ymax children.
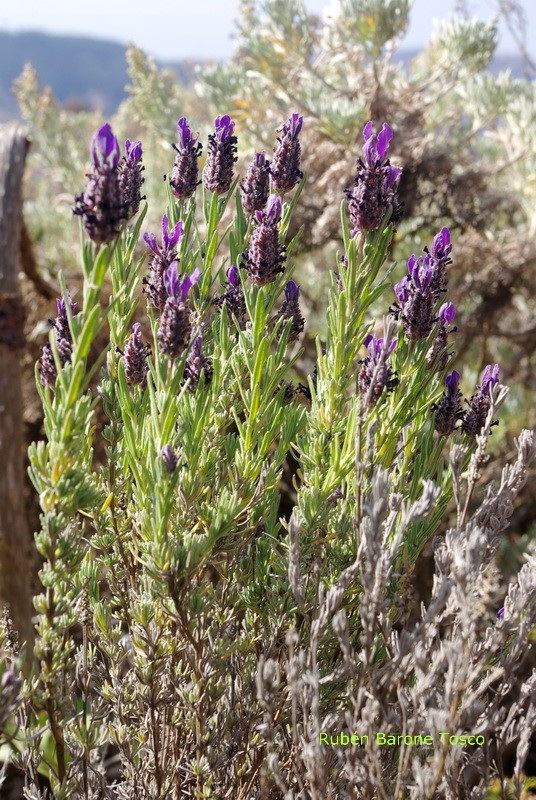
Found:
<box><xmin>0</xmin><ymin>0</ymin><xmax>534</xmax><ymax>61</ymax></box>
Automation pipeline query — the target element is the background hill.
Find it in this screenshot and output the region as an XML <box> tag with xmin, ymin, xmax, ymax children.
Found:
<box><xmin>0</xmin><ymin>29</ymin><xmax>528</xmax><ymax>122</ymax></box>
<box><xmin>0</xmin><ymin>30</ymin><xmax>199</xmax><ymax>121</ymax></box>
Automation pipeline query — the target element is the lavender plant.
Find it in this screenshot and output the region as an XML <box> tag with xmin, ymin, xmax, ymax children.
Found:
<box><xmin>7</xmin><ymin>112</ymin><xmax>535</xmax><ymax>800</ymax></box>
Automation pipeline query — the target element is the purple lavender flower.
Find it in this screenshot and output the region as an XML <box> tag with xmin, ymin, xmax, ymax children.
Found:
<box><xmin>496</xmin><ymin>607</ymin><xmax>505</xmax><ymax>620</ymax></box>
<box><xmin>184</xmin><ymin>334</ymin><xmax>213</xmax><ymax>391</ymax></box>
<box><xmin>214</xmin><ymin>266</ymin><xmax>248</xmax><ymax>329</ymax></box>
<box><xmin>431</xmin><ymin>227</ymin><xmax>452</xmax><ymax>262</ymax></box>
<box><xmin>52</xmin><ymin>293</ymin><xmax>77</xmax><ymax>348</ymax></box>
<box><xmin>38</xmin><ymin>291</ymin><xmax>78</xmax><ymax>387</ymax></box>
<box><xmin>344</xmin><ymin>121</ymin><xmax>402</xmax><ymax>235</ymax></box>
<box><xmin>426</xmin><ymin>302</ymin><xmax>457</xmax><ymax>371</ymax></box>
<box><xmin>74</xmin><ymin>123</ymin><xmax>127</xmax><ymax>244</ymax></box>
<box><xmin>143</xmin><ymin>215</ymin><xmax>185</xmax><ymax>310</ymax></box>
<box><xmin>358</xmin><ymin>333</ymin><xmax>398</xmax><ymax>405</ymax></box>
<box><xmin>119</xmin><ymin>138</ymin><xmax>144</xmax><ymax>219</ymax></box>
<box><xmin>38</xmin><ymin>342</ymin><xmax>57</xmax><ymax>388</ymax></box>
<box><xmin>160</xmin><ymin>444</ymin><xmax>178</xmax><ymax>474</ymax></box>
<box><xmin>270</xmin><ymin>113</ymin><xmax>303</xmax><ymax>196</ymax></box>
<box><xmin>122</xmin><ymin>323</ymin><xmax>149</xmax><ymax>386</ymax></box>
<box><xmin>243</xmin><ymin>195</ymin><xmax>286</xmax><ymax>286</ymax></box>
<box><xmin>240</xmin><ymin>151</ymin><xmax>271</xmax><ymax>214</ymax></box>
<box><xmin>170</xmin><ymin>117</ymin><xmax>202</xmax><ymax>199</ymax></box>
<box><xmin>203</xmin><ymin>114</ymin><xmax>238</xmax><ymax>194</ymax></box>
<box><xmin>462</xmin><ymin>364</ymin><xmax>500</xmax><ymax>437</ymax></box>
<box><xmin>433</xmin><ymin>370</ymin><xmax>464</xmax><ymax>436</ymax></box>
<box><xmin>157</xmin><ymin>263</ymin><xmax>200</xmax><ymax>358</ymax></box>
<box><xmin>392</xmin><ymin>229</ymin><xmax>454</xmax><ymax>341</ymax></box>
<box><xmin>277</xmin><ymin>280</ymin><xmax>305</xmax><ymax>343</ymax></box>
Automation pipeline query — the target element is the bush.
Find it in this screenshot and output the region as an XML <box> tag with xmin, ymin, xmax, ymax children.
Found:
<box><xmin>1</xmin><ymin>109</ymin><xmax>535</xmax><ymax>799</ymax></box>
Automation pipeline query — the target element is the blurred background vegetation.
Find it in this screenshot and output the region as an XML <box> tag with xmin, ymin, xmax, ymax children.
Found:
<box><xmin>4</xmin><ymin>0</ymin><xmax>536</xmax><ymax>568</ymax></box>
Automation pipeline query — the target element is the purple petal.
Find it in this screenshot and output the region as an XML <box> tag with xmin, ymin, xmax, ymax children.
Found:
<box><xmin>432</xmin><ymin>227</ymin><xmax>452</xmax><ymax>259</ymax></box>
<box><xmin>394</xmin><ymin>276</ymin><xmax>410</xmax><ymax>304</ymax></box>
<box><xmin>227</xmin><ymin>265</ymin><xmax>240</xmax><ymax>287</ymax></box>
<box><xmin>362</xmin><ymin>121</ymin><xmax>374</xmax><ymax>141</ymax></box>
<box><xmin>439</xmin><ymin>302</ymin><xmax>456</xmax><ymax>326</ymax></box>
<box><xmin>284</xmin><ymin>280</ymin><xmax>300</xmax><ymax>302</ymax></box>
<box><xmin>164</xmin><ymin>261</ymin><xmax>180</xmax><ymax>299</ymax></box>
<box><xmin>91</xmin><ymin>123</ymin><xmax>120</xmax><ymax>167</ymax></box>
<box><xmin>362</xmin><ymin>136</ymin><xmax>377</xmax><ymax>166</ymax></box>
<box><xmin>385</xmin><ymin>165</ymin><xmax>402</xmax><ymax>189</ymax></box>
<box><xmin>496</xmin><ymin>607</ymin><xmax>505</xmax><ymax>620</ymax></box>
<box><xmin>286</xmin><ymin>113</ymin><xmax>303</xmax><ymax>138</ymax></box>
<box><xmin>165</xmin><ymin>220</ymin><xmax>184</xmax><ymax>253</ymax></box>
<box><xmin>445</xmin><ymin>370</ymin><xmax>460</xmax><ymax>394</ymax></box>
<box><xmin>143</xmin><ymin>232</ymin><xmax>160</xmax><ymax>256</ymax></box>
<box><xmin>132</xmin><ymin>322</ymin><xmax>142</xmax><ymax>339</ymax></box>
<box><xmin>125</xmin><ymin>139</ymin><xmax>142</xmax><ymax>164</ymax></box>
<box><xmin>177</xmin><ymin>117</ymin><xmax>197</xmax><ymax>149</ymax></box>
<box><xmin>480</xmin><ymin>363</ymin><xmax>500</xmax><ymax>392</ymax></box>
<box><xmin>265</xmin><ymin>194</ymin><xmax>282</xmax><ymax>224</ymax></box>
<box><xmin>407</xmin><ymin>255</ymin><xmax>418</xmax><ymax>279</ymax></box>
<box><xmin>254</xmin><ymin>151</ymin><xmax>267</xmax><ymax>166</ymax></box>
<box><xmin>376</xmin><ymin>123</ymin><xmax>393</xmax><ymax>161</ymax></box>
<box><xmin>178</xmin><ymin>267</ymin><xmax>201</xmax><ymax>301</ymax></box>
<box><xmin>214</xmin><ymin>114</ymin><xmax>235</xmax><ymax>142</ymax></box>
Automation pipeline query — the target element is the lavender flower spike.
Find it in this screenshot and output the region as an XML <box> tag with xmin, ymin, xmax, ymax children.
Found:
<box><xmin>142</xmin><ymin>216</ymin><xmax>185</xmax><ymax>310</ymax></box>
<box><xmin>119</xmin><ymin>138</ymin><xmax>144</xmax><ymax>219</ymax></box>
<box><xmin>160</xmin><ymin>444</ymin><xmax>178</xmax><ymax>474</ymax></box>
<box><xmin>157</xmin><ymin>264</ymin><xmax>200</xmax><ymax>358</ymax></box>
<box><xmin>358</xmin><ymin>333</ymin><xmax>398</xmax><ymax>405</ymax></box>
<box><xmin>240</xmin><ymin>151</ymin><xmax>270</xmax><ymax>214</ymax></box>
<box><xmin>432</xmin><ymin>227</ymin><xmax>452</xmax><ymax>262</ymax></box>
<box><xmin>203</xmin><ymin>114</ymin><xmax>238</xmax><ymax>194</ymax></box>
<box><xmin>170</xmin><ymin>117</ymin><xmax>202</xmax><ymax>200</ymax></box>
<box><xmin>344</xmin><ymin>120</ymin><xmax>402</xmax><ymax>235</ymax></box>
<box><xmin>426</xmin><ymin>302</ymin><xmax>457</xmax><ymax>371</ymax></box>
<box><xmin>184</xmin><ymin>334</ymin><xmax>213</xmax><ymax>391</ymax></box>
<box><xmin>270</xmin><ymin>113</ymin><xmax>304</xmax><ymax>195</ymax></box>
<box><xmin>244</xmin><ymin>195</ymin><xmax>286</xmax><ymax>286</ymax></box>
<box><xmin>91</xmin><ymin>123</ymin><xmax>120</xmax><ymax>167</ymax></box>
<box><xmin>433</xmin><ymin>370</ymin><xmax>463</xmax><ymax>435</ymax></box>
<box><xmin>74</xmin><ymin>123</ymin><xmax>126</xmax><ymax>244</ymax></box>
<box><xmin>462</xmin><ymin>364</ymin><xmax>501</xmax><ymax>437</ymax></box>
<box><xmin>122</xmin><ymin>323</ymin><xmax>149</xmax><ymax>387</ymax></box>
<box><xmin>277</xmin><ymin>280</ymin><xmax>305</xmax><ymax>343</ymax></box>
<box><xmin>214</xmin><ymin>266</ymin><xmax>247</xmax><ymax>329</ymax></box>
